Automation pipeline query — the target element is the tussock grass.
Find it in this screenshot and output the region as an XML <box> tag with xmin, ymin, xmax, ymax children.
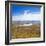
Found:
<box><xmin>11</xmin><ymin>24</ymin><xmax>40</xmax><ymax>39</ymax></box>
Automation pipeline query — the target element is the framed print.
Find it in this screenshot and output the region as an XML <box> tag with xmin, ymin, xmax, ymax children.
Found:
<box><xmin>5</xmin><ymin>1</ymin><xmax>45</xmax><ymax>45</ymax></box>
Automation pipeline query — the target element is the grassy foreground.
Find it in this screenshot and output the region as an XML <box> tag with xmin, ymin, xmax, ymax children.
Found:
<box><xmin>11</xmin><ymin>24</ymin><xmax>40</xmax><ymax>39</ymax></box>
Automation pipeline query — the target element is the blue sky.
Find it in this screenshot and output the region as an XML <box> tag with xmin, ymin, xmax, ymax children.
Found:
<box><xmin>10</xmin><ymin>4</ymin><xmax>41</xmax><ymax>16</ymax></box>
<box><xmin>10</xmin><ymin>4</ymin><xmax>41</xmax><ymax>21</ymax></box>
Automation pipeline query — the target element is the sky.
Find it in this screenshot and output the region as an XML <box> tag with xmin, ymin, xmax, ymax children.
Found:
<box><xmin>10</xmin><ymin>4</ymin><xmax>41</xmax><ymax>21</ymax></box>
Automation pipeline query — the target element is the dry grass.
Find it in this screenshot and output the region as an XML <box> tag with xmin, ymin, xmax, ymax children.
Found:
<box><xmin>11</xmin><ymin>24</ymin><xmax>40</xmax><ymax>39</ymax></box>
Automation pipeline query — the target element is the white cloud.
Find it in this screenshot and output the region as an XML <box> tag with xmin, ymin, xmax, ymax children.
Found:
<box><xmin>12</xmin><ymin>10</ymin><xmax>41</xmax><ymax>21</ymax></box>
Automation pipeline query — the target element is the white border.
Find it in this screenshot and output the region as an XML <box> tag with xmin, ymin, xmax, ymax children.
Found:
<box><xmin>9</xmin><ymin>3</ymin><xmax>44</xmax><ymax>43</ymax></box>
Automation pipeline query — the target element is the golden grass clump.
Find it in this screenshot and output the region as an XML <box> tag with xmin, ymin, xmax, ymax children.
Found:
<box><xmin>11</xmin><ymin>24</ymin><xmax>40</xmax><ymax>39</ymax></box>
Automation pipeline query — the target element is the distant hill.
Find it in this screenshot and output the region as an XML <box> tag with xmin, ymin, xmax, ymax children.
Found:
<box><xmin>12</xmin><ymin>21</ymin><xmax>40</xmax><ymax>25</ymax></box>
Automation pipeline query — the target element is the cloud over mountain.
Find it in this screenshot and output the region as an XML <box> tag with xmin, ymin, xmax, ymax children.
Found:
<box><xmin>12</xmin><ymin>10</ymin><xmax>41</xmax><ymax>21</ymax></box>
